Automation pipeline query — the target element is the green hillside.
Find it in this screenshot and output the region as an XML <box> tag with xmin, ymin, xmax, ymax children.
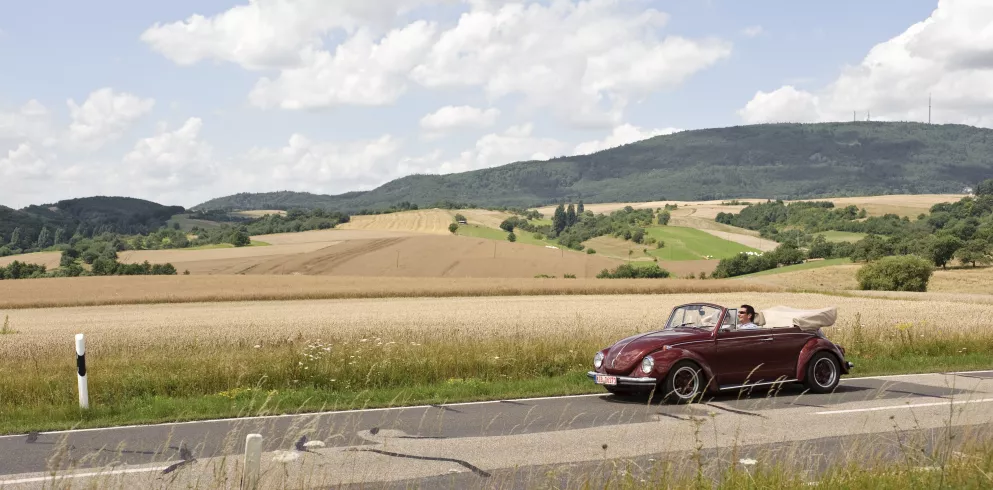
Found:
<box><xmin>0</xmin><ymin>197</ymin><xmax>184</xmax><ymax>254</ymax></box>
<box><xmin>194</xmin><ymin>122</ymin><xmax>992</xmax><ymax>213</ymax></box>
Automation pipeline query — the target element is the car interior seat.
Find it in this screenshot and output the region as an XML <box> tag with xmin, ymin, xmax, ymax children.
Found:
<box><xmin>753</xmin><ymin>311</ymin><xmax>766</xmax><ymax>327</ymax></box>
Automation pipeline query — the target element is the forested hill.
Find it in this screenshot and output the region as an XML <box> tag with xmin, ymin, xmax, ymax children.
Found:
<box><xmin>198</xmin><ymin>121</ymin><xmax>992</xmax><ymax>212</ymax></box>
<box><xmin>0</xmin><ymin>197</ymin><xmax>184</xmax><ymax>252</ymax></box>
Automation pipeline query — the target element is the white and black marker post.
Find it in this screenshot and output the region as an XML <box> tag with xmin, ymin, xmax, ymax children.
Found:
<box><xmin>244</xmin><ymin>433</ymin><xmax>262</xmax><ymax>489</ymax></box>
<box><xmin>75</xmin><ymin>333</ymin><xmax>89</xmax><ymax>409</ymax></box>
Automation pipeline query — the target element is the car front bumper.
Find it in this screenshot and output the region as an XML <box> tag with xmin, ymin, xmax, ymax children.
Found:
<box><xmin>587</xmin><ymin>371</ymin><xmax>658</xmax><ymax>387</ymax></box>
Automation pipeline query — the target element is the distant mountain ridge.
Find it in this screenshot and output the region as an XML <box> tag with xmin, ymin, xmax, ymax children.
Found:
<box><xmin>193</xmin><ymin>122</ymin><xmax>993</xmax><ymax>213</ymax></box>
<box><xmin>0</xmin><ymin>197</ymin><xmax>184</xmax><ymax>253</ymax></box>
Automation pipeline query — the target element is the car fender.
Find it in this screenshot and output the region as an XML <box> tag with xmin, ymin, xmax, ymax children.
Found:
<box><xmin>649</xmin><ymin>348</ymin><xmax>718</xmax><ymax>392</ymax></box>
<box><xmin>796</xmin><ymin>338</ymin><xmax>849</xmax><ymax>381</ymax></box>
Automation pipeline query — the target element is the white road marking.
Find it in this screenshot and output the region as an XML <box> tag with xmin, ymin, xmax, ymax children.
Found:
<box><xmin>0</xmin><ymin>465</ymin><xmax>173</xmax><ymax>485</ymax></box>
<box><xmin>0</xmin><ymin>370</ymin><xmax>989</xmax><ymax>440</ymax></box>
<box><xmin>814</xmin><ymin>397</ymin><xmax>993</xmax><ymax>415</ymax></box>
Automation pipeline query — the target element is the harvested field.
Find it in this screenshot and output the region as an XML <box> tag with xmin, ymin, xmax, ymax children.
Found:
<box><xmin>455</xmin><ymin>209</ymin><xmax>516</xmax><ymax>229</ymax></box>
<box><xmin>108</xmin><ymin>230</ymin><xmax>414</xmax><ymax>274</ymax></box>
<box><xmin>741</xmin><ymin>263</ymin><xmax>993</xmax><ymax>296</ymax></box>
<box><xmin>0</xmin><ymin>275</ymin><xmax>778</xmax><ymax>309</ymax></box>
<box><xmin>535</xmin><ymin>199</ymin><xmax>762</xmax><ymax>217</ymax></box>
<box><xmin>656</xmin><ymin>259</ymin><xmax>721</xmax><ymax>277</ymax></box>
<box><xmin>230</xmin><ymin>209</ymin><xmax>286</xmax><ymax>218</ymax></box>
<box><xmin>338</xmin><ymin>209</ymin><xmax>455</xmax><ymax>235</ymax></box>
<box><xmin>543</xmin><ymin>195</ymin><xmax>965</xmax><ymax>219</ymax></box>
<box><xmin>120</xmin><ymin>234</ymin><xmax>629</xmax><ymax>279</ymax></box>
<box><xmin>0</xmin><ymin>251</ymin><xmax>60</xmax><ymax>268</ymax></box>
<box><xmin>804</xmin><ymin>194</ymin><xmax>965</xmax><ymax>217</ymax></box>
<box><xmin>251</xmin><ymin>228</ymin><xmax>414</xmax><ymax>245</ymax></box>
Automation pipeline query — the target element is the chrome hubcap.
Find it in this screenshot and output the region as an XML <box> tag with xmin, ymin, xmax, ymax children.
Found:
<box><xmin>813</xmin><ymin>358</ymin><xmax>837</xmax><ymax>388</ymax></box>
<box><xmin>672</xmin><ymin>366</ymin><xmax>700</xmax><ymax>399</ymax></box>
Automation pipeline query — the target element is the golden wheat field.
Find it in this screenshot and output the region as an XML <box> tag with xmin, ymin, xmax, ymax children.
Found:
<box><xmin>1</xmin><ymin>292</ymin><xmax>988</xmax><ymax>363</ymax></box>
<box><xmin>0</xmin><ymin>275</ymin><xmax>778</xmax><ymax>309</ymax></box>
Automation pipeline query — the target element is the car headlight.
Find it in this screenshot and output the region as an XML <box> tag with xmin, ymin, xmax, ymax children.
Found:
<box><xmin>594</xmin><ymin>352</ymin><xmax>604</xmax><ymax>369</ymax></box>
<box><xmin>641</xmin><ymin>356</ymin><xmax>654</xmax><ymax>374</ymax></box>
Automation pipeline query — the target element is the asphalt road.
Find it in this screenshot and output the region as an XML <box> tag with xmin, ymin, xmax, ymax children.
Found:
<box><xmin>1</xmin><ymin>370</ymin><xmax>993</xmax><ymax>488</ymax></box>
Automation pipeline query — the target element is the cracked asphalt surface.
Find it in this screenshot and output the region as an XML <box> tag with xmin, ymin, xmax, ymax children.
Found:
<box><xmin>1</xmin><ymin>371</ymin><xmax>992</xmax><ymax>488</ymax></box>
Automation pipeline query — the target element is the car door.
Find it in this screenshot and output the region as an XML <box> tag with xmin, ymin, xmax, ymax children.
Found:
<box><xmin>767</xmin><ymin>327</ymin><xmax>815</xmax><ymax>379</ymax></box>
<box><xmin>714</xmin><ymin>329</ymin><xmax>777</xmax><ymax>386</ymax></box>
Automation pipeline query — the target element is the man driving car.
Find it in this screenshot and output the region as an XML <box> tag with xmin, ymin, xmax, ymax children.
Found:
<box><xmin>737</xmin><ymin>304</ymin><xmax>760</xmax><ymax>330</ymax></box>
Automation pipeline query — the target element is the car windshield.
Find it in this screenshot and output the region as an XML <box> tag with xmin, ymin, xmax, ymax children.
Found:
<box><xmin>664</xmin><ymin>305</ymin><xmax>723</xmax><ymax>330</ymax></box>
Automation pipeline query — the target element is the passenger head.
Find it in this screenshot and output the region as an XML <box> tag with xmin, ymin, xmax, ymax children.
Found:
<box><xmin>739</xmin><ymin>304</ymin><xmax>755</xmax><ymax>323</ymax></box>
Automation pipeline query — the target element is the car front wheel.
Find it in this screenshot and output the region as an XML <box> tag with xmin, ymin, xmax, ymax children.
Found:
<box><xmin>803</xmin><ymin>351</ymin><xmax>840</xmax><ymax>393</ymax></box>
<box><xmin>662</xmin><ymin>361</ymin><xmax>704</xmax><ymax>404</ymax></box>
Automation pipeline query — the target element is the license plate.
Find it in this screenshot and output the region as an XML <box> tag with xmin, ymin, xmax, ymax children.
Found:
<box><xmin>595</xmin><ymin>375</ymin><xmax>617</xmax><ymax>385</ymax></box>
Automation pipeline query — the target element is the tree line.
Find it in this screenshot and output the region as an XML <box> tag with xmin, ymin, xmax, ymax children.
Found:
<box><xmin>711</xmin><ymin>178</ymin><xmax>993</xmax><ymax>280</ymax></box>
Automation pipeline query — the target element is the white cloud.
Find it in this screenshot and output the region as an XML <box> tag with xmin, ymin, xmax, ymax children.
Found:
<box><xmin>68</xmin><ymin>88</ymin><xmax>155</xmax><ymax>151</ymax></box>
<box><xmin>738</xmin><ymin>0</ymin><xmax>993</xmax><ymax>127</ymax></box>
<box><xmin>122</xmin><ymin>117</ymin><xmax>216</xmax><ymax>193</ymax></box>
<box><xmin>140</xmin><ymin>0</ymin><xmax>448</xmax><ymax>70</ymax></box>
<box><xmin>419</xmin><ymin>105</ymin><xmax>500</xmax><ymax>136</ymax></box>
<box><xmin>0</xmin><ymin>100</ymin><xmax>53</xmax><ymax>145</ymax></box>
<box><xmin>411</xmin><ymin>0</ymin><xmax>732</xmax><ymax>128</ymax></box>
<box><xmin>741</xmin><ymin>25</ymin><xmax>764</xmax><ymax>38</ymax></box>
<box><xmin>429</xmin><ymin>123</ymin><xmax>568</xmax><ymax>174</ymax></box>
<box><xmin>249</xmin><ymin>21</ymin><xmax>437</xmax><ymax>109</ymax></box>
<box><xmin>0</xmin><ymin>143</ymin><xmax>52</xmax><ymax>180</ymax></box>
<box><xmin>245</xmin><ymin>133</ymin><xmax>404</xmax><ymax>193</ymax></box>
<box><xmin>573</xmin><ymin>124</ymin><xmax>682</xmax><ymax>155</ymax></box>
<box><xmin>148</xmin><ymin>1</ymin><xmax>731</xmax><ymax>125</ymax></box>
<box><xmin>738</xmin><ymin>86</ymin><xmax>820</xmax><ymax>124</ymax></box>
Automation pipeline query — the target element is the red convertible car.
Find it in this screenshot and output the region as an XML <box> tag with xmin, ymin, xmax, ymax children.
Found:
<box><xmin>588</xmin><ymin>303</ymin><xmax>853</xmax><ymax>402</ymax></box>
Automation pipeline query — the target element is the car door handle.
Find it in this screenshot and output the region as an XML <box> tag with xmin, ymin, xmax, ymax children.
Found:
<box><xmin>759</xmin><ymin>337</ymin><xmax>773</xmax><ymax>342</ymax></box>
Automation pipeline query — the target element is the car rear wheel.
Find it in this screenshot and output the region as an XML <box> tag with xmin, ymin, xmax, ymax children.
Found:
<box><xmin>803</xmin><ymin>351</ymin><xmax>840</xmax><ymax>393</ymax></box>
<box><xmin>662</xmin><ymin>361</ymin><xmax>704</xmax><ymax>404</ymax></box>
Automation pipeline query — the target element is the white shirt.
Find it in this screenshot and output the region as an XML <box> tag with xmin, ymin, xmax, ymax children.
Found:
<box><xmin>738</xmin><ymin>322</ymin><xmax>761</xmax><ymax>330</ymax></box>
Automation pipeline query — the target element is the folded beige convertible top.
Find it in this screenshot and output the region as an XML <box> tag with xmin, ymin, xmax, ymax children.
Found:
<box><xmin>756</xmin><ymin>306</ymin><xmax>837</xmax><ymax>330</ymax></box>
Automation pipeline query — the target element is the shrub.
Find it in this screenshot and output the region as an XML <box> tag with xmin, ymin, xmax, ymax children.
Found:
<box><xmin>597</xmin><ymin>264</ymin><xmax>671</xmax><ymax>279</ymax></box>
<box><xmin>507</xmin><ymin>232</ymin><xmax>516</xmax><ymax>242</ymax></box>
<box><xmin>448</xmin><ymin>223</ymin><xmax>458</xmax><ymax>234</ymax></box>
<box><xmin>856</xmin><ymin>255</ymin><xmax>933</xmax><ymax>292</ymax></box>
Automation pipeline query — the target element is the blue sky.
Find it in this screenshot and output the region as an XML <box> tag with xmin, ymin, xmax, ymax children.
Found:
<box><xmin>1</xmin><ymin>0</ymin><xmax>984</xmax><ymax>208</ymax></box>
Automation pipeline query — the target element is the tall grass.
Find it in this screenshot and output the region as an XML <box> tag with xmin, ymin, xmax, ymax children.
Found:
<box><xmin>2</xmin><ymin>292</ymin><xmax>993</xmax><ymax>432</ymax></box>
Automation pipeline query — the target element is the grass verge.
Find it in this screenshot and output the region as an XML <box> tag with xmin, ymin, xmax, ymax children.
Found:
<box><xmin>738</xmin><ymin>258</ymin><xmax>853</xmax><ymax>278</ymax></box>
<box><xmin>643</xmin><ymin>226</ymin><xmax>761</xmax><ymax>260</ymax></box>
<box><xmin>2</xmin><ymin>322</ymin><xmax>991</xmax><ymax>435</ymax></box>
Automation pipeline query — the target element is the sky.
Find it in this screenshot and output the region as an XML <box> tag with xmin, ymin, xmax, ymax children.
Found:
<box><xmin>1</xmin><ymin>0</ymin><xmax>989</xmax><ymax>209</ymax></box>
